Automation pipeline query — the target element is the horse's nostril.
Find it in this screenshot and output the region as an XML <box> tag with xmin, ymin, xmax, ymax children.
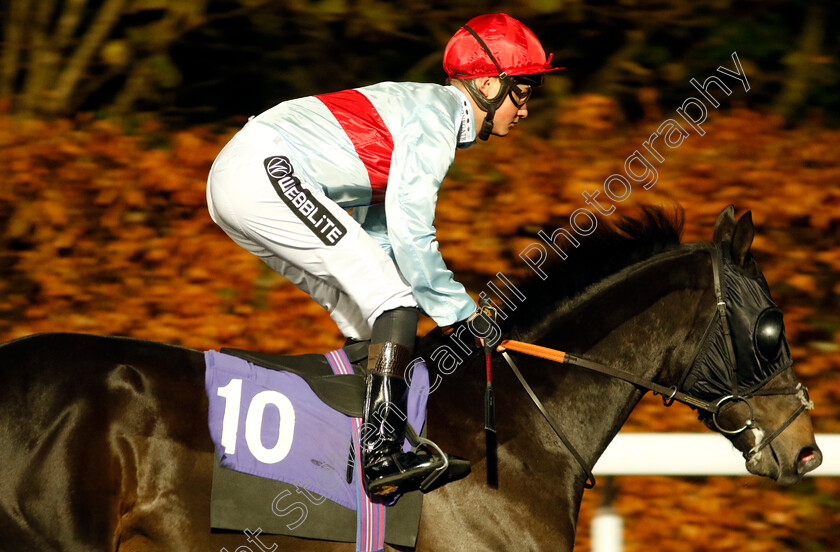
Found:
<box><xmin>798</xmin><ymin>447</ymin><xmax>820</xmax><ymax>468</ymax></box>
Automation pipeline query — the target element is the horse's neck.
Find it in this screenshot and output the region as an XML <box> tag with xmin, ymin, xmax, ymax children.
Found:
<box><xmin>514</xmin><ymin>245</ymin><xmax>715</xmax><ymax>488</ymax></box>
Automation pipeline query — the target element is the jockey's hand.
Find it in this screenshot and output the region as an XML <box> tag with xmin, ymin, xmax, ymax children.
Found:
<box><xmin>439</xmin><ymin>316</ymin><xmax>484</xmax><ymax>350</ymax></box>
<box><xmin>466</xmin><ymin>312</ymin><xmax>485</xmax><ymax>349</ymax></box>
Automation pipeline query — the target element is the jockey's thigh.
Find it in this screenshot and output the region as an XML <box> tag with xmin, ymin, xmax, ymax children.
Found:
<box><xmin>259</xmin><ymin>255</ymin><xmax>372</xmax><ymax>340</ymax></box>
<box><xmin>207</xmin><ymin>123</ymin><xmax>416</xmax><ymax>339</ymax></box>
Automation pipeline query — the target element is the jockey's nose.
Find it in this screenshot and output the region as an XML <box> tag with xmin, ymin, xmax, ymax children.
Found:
<box><xmin>518</xmin><ymin>104</ymin><xmax>528</xmax><ymax>118</ymax></box>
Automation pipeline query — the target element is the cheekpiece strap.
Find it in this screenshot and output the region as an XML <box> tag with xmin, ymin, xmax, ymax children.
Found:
<box><xmin>710</xmin><ymin>245</ymin><xmax>741</xmax><ymax>397</ymax></box>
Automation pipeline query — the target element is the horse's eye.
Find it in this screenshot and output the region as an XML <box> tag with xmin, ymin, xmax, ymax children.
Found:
<box><xmin>755</xmin><ymin>308</ymin><xmax>784</xmax><ymax>362</ymax></box>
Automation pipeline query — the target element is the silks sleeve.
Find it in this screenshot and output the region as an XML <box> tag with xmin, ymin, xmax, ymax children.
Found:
<box><xmin>384</xmin><ymin>105</ymin><xmax>476</xmax><ymax>326</ymax></box>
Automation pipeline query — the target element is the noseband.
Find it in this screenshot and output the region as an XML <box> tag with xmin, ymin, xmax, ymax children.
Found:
<box><xmin>496</xmin><ymin>244</ymin><xmax>813</xmax><ymax>488</ymax></box>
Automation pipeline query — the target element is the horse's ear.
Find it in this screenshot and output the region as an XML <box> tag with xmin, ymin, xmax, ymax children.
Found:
<box><xmin>713</xmin><ymin>205</ymin><xmax>737</xmax><ymax>244</ymax></box>
<box><xmin>731</xmin><ymin>211</ymin><xmax>755</xmax><ymax>267</ymax></box>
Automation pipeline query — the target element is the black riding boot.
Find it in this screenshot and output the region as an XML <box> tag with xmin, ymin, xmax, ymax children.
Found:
<box><xmin>361</xmin><ymin>309</ymin><xmax>471</xmax><ymax>501</ymax></box>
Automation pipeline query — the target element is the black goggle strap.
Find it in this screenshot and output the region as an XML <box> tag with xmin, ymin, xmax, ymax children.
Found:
<box><xmin>462</xmin><ymin>24</ymin><xmax>508</xmax><ymax>80</ymax></box>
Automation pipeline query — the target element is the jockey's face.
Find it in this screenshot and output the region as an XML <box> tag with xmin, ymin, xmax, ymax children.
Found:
<box><xmin>480</xmin><ymin>78</ymin><xmax>529</xmax><ymax>137</ymax></box>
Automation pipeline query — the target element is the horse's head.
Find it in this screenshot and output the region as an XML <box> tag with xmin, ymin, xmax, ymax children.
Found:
<box><xmin>685</xmin><ymin>206</ymin><xmax>822</xmax><ymax>484</ymax></box>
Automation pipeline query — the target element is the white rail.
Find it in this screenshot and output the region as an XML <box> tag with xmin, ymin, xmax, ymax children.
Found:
<box><xmin>589</xmin><ymin>433</ymin><xmax>840</xmax><ymax>552</ymax></box>
<box><xmin>593</xmin><ymin>432</ymin><xmax>840</xmax><ymax>476</ymax></box>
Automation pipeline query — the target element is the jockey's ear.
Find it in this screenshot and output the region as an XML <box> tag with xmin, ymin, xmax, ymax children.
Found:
<box><xmin>731</xmin><ymin>211</ymin><xmax>755</xmax><ymax>268</ymax></box>
<box><xmin>476</xmin><ymin>77</ymin><xmax>496</xmax><ymax>100</ymax></box>
<box><xmin>713</xmin><ymin>204</ymin><xmax>737</xmax><ymax>245</ymax></box>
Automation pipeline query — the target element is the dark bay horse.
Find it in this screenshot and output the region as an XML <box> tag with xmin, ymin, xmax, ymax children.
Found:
<box><xmin>0</xmin><ymin>206</ymin><xmax>822</xmax><ymax>551</ymax></box>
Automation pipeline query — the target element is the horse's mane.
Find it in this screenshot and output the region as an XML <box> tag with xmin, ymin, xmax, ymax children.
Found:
<box><xmin>506</xmin><ymin>205</ymin><xmax>684</xmax><ymax>329</ymax></box>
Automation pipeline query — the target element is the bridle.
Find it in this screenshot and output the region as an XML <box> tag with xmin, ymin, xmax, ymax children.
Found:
<box><xmin>493</xmin><ymin>243</ymin><xmax>814</xmax><ymax>489</ymax></box>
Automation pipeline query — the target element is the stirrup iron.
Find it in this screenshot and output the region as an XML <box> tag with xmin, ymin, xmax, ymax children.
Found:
<box><xmin>413</xmin><ymin>435</ymin><xmax>450</xmax><ymax>492</ymax></box>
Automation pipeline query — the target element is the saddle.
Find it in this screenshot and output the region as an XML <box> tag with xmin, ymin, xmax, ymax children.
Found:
<box><xmin>220</xmin><ymin>340</ymin><xmax>369</xmax><ymax>416</ymax></box>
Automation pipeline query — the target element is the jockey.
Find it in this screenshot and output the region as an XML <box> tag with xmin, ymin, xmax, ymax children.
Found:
<box><xmin>206</xmin><ymin>13</ymin><xmax>561</xmax><ymax>501</ymax></box>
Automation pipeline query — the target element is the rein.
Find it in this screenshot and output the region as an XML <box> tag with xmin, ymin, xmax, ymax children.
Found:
<box><xmin>492</xmin><ymin>244</ymin><xmax>812</xmax><ymax>489</ymax></box>
<box><xmin>495</xmin><ymin>339</ymin><xmax>709</xmax><ymax>489</ymax></box>
<box><xmin>496</xmin><ymin>341</ymin><xmax>719</xmax><ymax>412</ymax></box>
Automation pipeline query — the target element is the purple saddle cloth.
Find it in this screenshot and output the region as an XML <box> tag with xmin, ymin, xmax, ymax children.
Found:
<box><xmin>204</xmin><ymin>349</ymin><xmax>429</xmax><ymax>510</ymax></box>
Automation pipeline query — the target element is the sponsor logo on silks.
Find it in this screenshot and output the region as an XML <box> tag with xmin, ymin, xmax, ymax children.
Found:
<box><xmin>266</xmin><ymin>156</ymin><xmax>294</xmax><ymax>179</ymax></box>
<box><xmin>263</xmin><ymin>156</ymin><xmax>347</xmax><ymax>246</ymax></box>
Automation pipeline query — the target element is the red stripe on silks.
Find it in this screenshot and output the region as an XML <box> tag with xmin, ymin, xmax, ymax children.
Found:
<box><xmin>316</xmin><ymin>89</ymin><xmax>394</xmax><ymax>204</ymax></box>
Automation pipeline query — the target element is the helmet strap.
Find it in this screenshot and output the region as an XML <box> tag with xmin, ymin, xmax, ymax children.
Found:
<box><xmin>463</xmin><ymin>78</ymin><xmax>508</xmax><ymax>140</ymax></box>
<box><xmin>478</xmin><ymin>105</ymin><xmax>497</xmax><ymax>141</ymax></box>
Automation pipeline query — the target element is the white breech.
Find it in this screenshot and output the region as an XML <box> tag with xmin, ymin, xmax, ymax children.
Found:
<box><xmin>206</xmin><ymin>123</ymin><xmax>417</xmax><ymax>340</ymax></box>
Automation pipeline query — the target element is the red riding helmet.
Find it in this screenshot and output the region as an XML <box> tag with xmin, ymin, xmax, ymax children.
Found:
<box><xmin>443</xmin><ymin>13</ymin><xmax>562</xmax><ymax>80</ymax></box>
<box><xmin>443</xmin><ymin>14</ymin><xmax>562</xmax><ymax>140</ymax></box>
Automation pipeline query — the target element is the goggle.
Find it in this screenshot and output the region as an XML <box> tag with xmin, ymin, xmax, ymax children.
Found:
<box><xmin>508</xmin><ymin>83</ymin><xmax>533</xmax><ymax>108</ymax></box>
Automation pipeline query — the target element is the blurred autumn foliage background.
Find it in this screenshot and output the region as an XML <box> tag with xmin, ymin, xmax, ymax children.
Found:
<box><xmin>1</xmin><ymin>1</ymin><xmax>839</xmax><ymax>551</ymax></box>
